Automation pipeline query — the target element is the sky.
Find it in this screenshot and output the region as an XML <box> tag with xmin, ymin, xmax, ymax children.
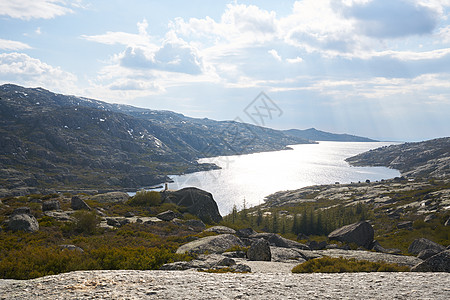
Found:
<box><xmin>1</xmin><ymin>0</ymin><xmax>450</xmax><ymax>141</ymax></box>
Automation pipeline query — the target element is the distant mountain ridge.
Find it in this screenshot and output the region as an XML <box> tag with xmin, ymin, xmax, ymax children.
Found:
<box><xmin>283</xmin><ymin>128</ymin><xmax>377</xmax><ymax>142</ymax></box>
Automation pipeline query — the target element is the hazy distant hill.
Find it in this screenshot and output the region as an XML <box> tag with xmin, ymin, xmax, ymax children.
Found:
<box><xmin>346</xmin><ymin>137</ymin><xmax>450</xmax><ymax>178</ymax></box>
<box><xmin>283</xmin><ymin>128</ymin><xmax>377</xmax><ymax>142</ymax></box>
<box><xmin>0</xmin><ymin>84</ymin><xmax>312</xmax><ymax>195</ymax></box>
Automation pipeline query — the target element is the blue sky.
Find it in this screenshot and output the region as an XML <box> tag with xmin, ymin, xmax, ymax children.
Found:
<box><xmin>1</xmin><ymin>0</ymin><xmax>449</xmax><ymax>141</ymax></box>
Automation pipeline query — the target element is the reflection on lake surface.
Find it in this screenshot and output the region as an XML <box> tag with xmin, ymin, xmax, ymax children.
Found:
<box><xmin>168</xmin><ymin>142</ymin><xmax>400</xmax><ymax>215</ymax></box>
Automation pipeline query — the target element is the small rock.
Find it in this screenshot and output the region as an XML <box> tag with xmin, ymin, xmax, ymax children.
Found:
<box><xmin>308</xmin><ymin>240</ymin><xmax>327</xmax><ymax>250</ymax></box>
<box><xmin>59</xmin><ymin>244</ymin><xmax>84</xmax><ymax>252</ymax></box>
<box><xmin>397</xmin><ymin>221</ymin><xmax>413</xmax><ymax>229</ymax></box>
<box><xmin>408</xmin><ymin>238</ymin><xmax>446</xmax><ymax>255</ymax></box>
<box><xmin>444</xmin><ymin>218</ymin><xmax>450</xmax><ymax>227</ymax></box>
<box><xmin>42</xmin><ymin>199</ymin><xmax>61</xmax><ymax>212</ymax></box>
<box><xmin>8</xmin><ymin>213</ymin><xmax>39</xmax><ymax>232</ymax></box>
<box><xmin>183</xmin><ymin>219</ymin><xmax>206</xmax><ymax>229</ymax></box>
<box><xmin>204</xmin><ymin>226</ymin><xmax>236</xmax><ymax>234</ymax></box>
<box><xmin>231</xmin><ymin>264</ymin><xmax>251</xmax><ymax>273</ymax></box>
<box><xmin>71</xmin><ymin>196</ymin><xmax>91</xmax><ymax>211</ymax></box>
<box><xmin>124</xmin><ymin>212</ymin><xmax>135</xmax><ymax>218</ymax></box>
<box><xmin>216</xmin><ymin>257</ymin><xmax>236</xmax><ymax>266</ymax></box>
<box><xmin>297</xmin><ymin>233</ymin><xmax>309</xmax><ymax>241</ymax></box>
<box><xmin>12</xmin><ymin>207</ymin><xmax>32</xmax><ymax>216</ymax></box>
<box><xmin>417</xmin><ymin>249</ymin><xmax>441</xmax><ymax>260</ymax></box>
<box><xmin>250</xmin><ymin>233</ymin><xmax>309</xmax><ymax>250</ymax></box>
<box><xmin>157</xmin><ymin>210</ymin><xmax>177</xmax><ymax>221</ymax></box>
<box><xmin>223</xmin><ymin>251</ymin><xmax>247</xmax><ymax>259</ymax></box>
<box><xmin>247</xmin><ymin>238</ymin><xmax>271</xmax><ymax>261</ymax></box>
<box><xmin>176</xmin><ymin>234</ymin><xmax>244</xmax><ymax>254</ymax></box>
<box><xmin>44</xmin><ymin>211</ymin><xmax>74</xmax><ymax>222</ymax></box>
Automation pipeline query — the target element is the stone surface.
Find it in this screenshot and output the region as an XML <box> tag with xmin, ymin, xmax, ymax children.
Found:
<box><xmin>176</xmin><ymin>234</ymin><xmax>244</xmax><ymax>254</ymax></box>
<box><xmin>270</xmin><ymin>247</ymin><xmax>306</xmax><ymax>263</ymax></box>
<box><xmin>44</xmin><ymin>211</ymin><xmax>74</xmax><ymax>222</ymax></box>
<box><xmin>1</xmin><ymin>270</ymin><xmax>449</xmax><ymax>299</ymax></box>
<box><xmin>7</xmin><ymin>213</ymin><xmax>39</xmax><ymax>232</ymax></box>
<box><xmin>204</xmin><ymin>225</ymin><xmax>236</xmax><ymax>234</ymax></box>
<box><xmin>59</xmin><ymin>244</ymin><xmax>84</xmax><ymax>252</ymax></box>
<box><xmin>247</xmin><ymin>239</ymin><xmax>271</xmax><ymax>261</ymax></box>
<box><xmin>42</xmin><ymin>199</ymin><xmax>61</xmax><ymax>211</ymax></box>
<box><xmin>408</xmin><ymin>238</ymin><xmax>446</xmax><ymax>255</ymax></box>
<box><xmin>183</xmin><ymin>219</ymin><xmax>206</xmax><ymax>229</ymax></box>
<box><xmin>417</xmin><ymin>249</ymin><xmax>442</xmax><ymax>260</ymax></box>
<box><xmin>71</xmin><ymin>196</ymin><xmax>91</xmax><ymax>211</ymax></box>
<box><xmin>397</xmin><ymin>221</ymin><xmax>413</xmax><ymax>229</ymax></box>
<box><xmin>156</xmin><ymin>210</ymin><xmax>177</xmax><ymax>221</ymax></box>
<box><xmin>91</xmin><ymin>192</ymin><xmax>130</xmax><ymax>203</ymax></box>
<box><xmin>236</xmin><ymin>228</ymin><xmax>257</xmax><ymax>238</ymax></box>
<box><xmin>328</xmin><ymin>221</ymin><xmax>374</xmax><ymax>249</ymax></box>
<box><xmin>163</xmin><ymin>187</ymin><xmax>222</xmax><ymax>223</ymax></box>
<box><xmin>411</xmin><ymin>250</ymin><xmax>450</xmax><ymax>272</ymax></box>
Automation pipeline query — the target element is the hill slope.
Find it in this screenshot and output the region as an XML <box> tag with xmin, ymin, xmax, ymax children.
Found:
<box><xmin>345</xmin><ymin>137</ymin><xmax>450</xmax><ymax>178</ymax></box>
<box><xmin>0</xmin><ymin>84</ymin><xmax>312</xmax><ymax>195</ymax></box>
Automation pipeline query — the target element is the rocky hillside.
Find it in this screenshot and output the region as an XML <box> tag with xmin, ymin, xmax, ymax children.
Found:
<box><xmin>0</xmin><ymin>84</ymin><xmax>313</xmax><ymax>196</ymax></box>
<box><xmin>345</xmin><ymin>137</ymin><xmax>450</xmax><ymax>178</ymax></box>
<box><xmin>284</xmin><ymin>128</ymin><xmax>377</xmax><ymax>142</ymax></box>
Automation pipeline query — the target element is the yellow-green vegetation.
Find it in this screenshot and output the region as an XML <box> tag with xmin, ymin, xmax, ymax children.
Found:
<box><xmin>224</xmin><ymin>245</ymin><xmax>250</xmax><ymax>253</ymax></box>
<box><xmin>0</xmin><ymin>193</ymin><xmax>204</xmax><ymax>280</ymax></box>
<box><xmin>127</xmin><ymin>190</ymin><xmax>162</xmax><ymax>206</ymax></box>
<box><xmin>291</xmin><ymin>257</ymin><xmax>410</xmax><ymax>273</ymax></box>
<box><xmin>198</xmin><ymin>267</ymin><xmax>250</xmax><ymax>274</ymax></box>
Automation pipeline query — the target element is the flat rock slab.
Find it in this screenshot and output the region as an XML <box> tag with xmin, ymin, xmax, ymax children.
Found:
<box><xmin>1</xmin><ymin>270</ymin><xmax>449</xmax><ymax>299</ymax></box>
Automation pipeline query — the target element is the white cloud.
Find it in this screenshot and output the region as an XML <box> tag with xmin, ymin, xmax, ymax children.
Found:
<box><xmin>0</xmin><ymin>39</ymin><xmax>31</xmax><ymax>50</ymax></box>
<box><xmin>0</xmin><ymin>0</ymin><xmax>73</xmax><ymax>20</ymax></box>
<box><xmin>0</xmin><ymin>52</ymin><xmax>77</xmax><ymax>93</ymax></box>
<box><xmin>286</xmin><ymin>56</ymin><xmax>303</xmax><ymax>63</ymax></box>
<box><xmin>268</xmin><ymin>49</ymin><xmax>282</xmax><ymax>61</ymax></box>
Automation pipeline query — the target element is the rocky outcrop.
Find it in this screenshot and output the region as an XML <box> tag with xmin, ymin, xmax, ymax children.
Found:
<box><xmin>176</xmin><ymin>234</ymin><xmax>244</xmax><ymax>255</ymax></box>
<box><xmin>91</xmin><ymin>192</ymin><xmax>130</xmax><ymax>203</ymax></box>
<box><xmin>71</xmin><ymin>196</ymin><xmax>91</xmax><ymax>211</ymax></box>
<box><xmin>411</xmin><ymin>250</ymin><xmax>450</xmax><ymax>272</ymax></box>
<box><xmin>7</xmin><ymin>208</ymin><xmax>39</xmax><ymax>232</ymax></box>
<box><xmin>160</xmin><ymin>254</ymin><xmax>251</xmax><ymax>273</ymax></box>
<box><xmin>408</xmin><ymin>238</ymin><xmax>446</xmax><ymax>255</ymax></box>
<box><xmin>328</xmin><ymin>221</ymin><xmax>374</xmax><ymax>249</ymax></box>
<box><xmin>42</xmin><ymin>199</ymin><xmax>61</xmax><ymax>211</ymax></box>
<box><xmin>163</xmin><ymin>187</ymin><xmax>222</xmax><ymax>223</ymax></box>
<box><xmin>247</xmin><ymin>239</ymin><xmax>271</xmax><ymax>261</ymax></box>
<box><xmin>183</xmin><ymin>219</ymin><xmax>206</xmax><ymax>230</ymax></box>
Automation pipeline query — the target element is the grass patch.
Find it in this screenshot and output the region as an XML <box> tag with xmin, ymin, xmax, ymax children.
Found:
<box><xmin>292</xmin><ymin>256</ymin><xmax>410</xmax><ymax>273</ymax></box>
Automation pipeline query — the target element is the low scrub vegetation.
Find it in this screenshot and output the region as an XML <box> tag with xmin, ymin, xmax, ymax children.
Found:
<box><xmin>292</xmin><ymin>257</ymin><xmax>410</xmax><ymax>273</ymax></box>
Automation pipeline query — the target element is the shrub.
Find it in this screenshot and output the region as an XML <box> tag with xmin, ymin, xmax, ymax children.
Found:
<box><xmin>292</xmin><ymin>256</ymin><xmax>410</xmax><ymax>273</ymax></box>
<box><xmin>127</xmin><ymin>190</ymin><xmax>161</xmax><ymax>207</ymax></box>
<box><xmin>72</xmin><ymin>211</ymin><xmax>100</xmax><ymax>235</ymax></box>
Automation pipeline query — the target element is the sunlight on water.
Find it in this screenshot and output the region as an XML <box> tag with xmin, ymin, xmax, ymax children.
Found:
<box><xmin>168</xmin><ymin>142</ymin><xmax>400</xmax><ymax>215</ymax></box>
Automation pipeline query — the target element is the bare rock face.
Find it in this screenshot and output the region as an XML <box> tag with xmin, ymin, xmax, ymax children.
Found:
<box><xmin>71</xmin><ymin>196</ymin><xmax>91</xmax><ymax>211</ymax></box>
<box><xmin>247</xmin><ymin>239</ymin><xmax>271</xmax><ymax>261</ymax></box>
<box><xmin>408</xmin><ymin>238</ymin><xmax>445</xmax><ymax>255</ymax></box>
<box><xmin>176</xmin><ymin>234</ymin><xmax>244</xmax><ymax>255</ymax></box>
<box><xmin>8</xmin><ymin>208</ymin><xmax>39</xmax><ymax>232</ymax></box>
<box><xmin>163</xmin><ymin>187</ymin><xmax>222</xmax><ymax>224</ymax></box>
<box><xmin>411</xmin><ymin>250</ymin><xmax>450</xmax><ymax>272</ymax></box>
<box><xmin>328</xmin><ymin>221</ymin><xmax>374</xmax><ymax>249</ymax></box>
<box><xmin>42</xmin><ymin>199</ymin><xmax>61</xmax><ymax>211</ymax></box>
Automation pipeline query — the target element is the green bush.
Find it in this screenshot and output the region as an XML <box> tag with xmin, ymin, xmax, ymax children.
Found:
<box><xmin>127</xmin><ymin>190</ymin><xmax>161</xmax><ymax>207</ymax></box>
<box><xmin>292</xmin><ymin>256</ymin><xmax>410</xmax><ymax>273</ymax></box>
<box><xmin>72</xmin><ymin>211</ymin><xmax>100</xmax><ymax>235</ymax></box>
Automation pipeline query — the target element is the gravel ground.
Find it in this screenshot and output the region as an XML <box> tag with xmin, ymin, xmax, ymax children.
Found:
<box><xmin>1</xmin><ymin>270</ymin><xmax>449</xmax><ymax>299</ymax></box>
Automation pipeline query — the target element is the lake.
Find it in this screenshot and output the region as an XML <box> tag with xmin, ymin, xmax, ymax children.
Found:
<box><xmin>168</xmin><ymin>141</ymin><xmax>400</xmax><ymax>215</ymax></box>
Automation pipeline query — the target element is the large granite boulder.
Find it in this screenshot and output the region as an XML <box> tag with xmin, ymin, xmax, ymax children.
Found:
<box><xmin>91</xmin><ymin>192</ymin><xmax>130</xmax><ymax>203</ymax></box>
<box><xmin>156</xmin><ymin>210</ymin><xmax>177</xmax><ymax>221</ymax></box>
<box><xmin>408</xmin><ymin>238</ymin><xmax>446</xmax><ymax>255</ymax></box>
<box><xmin>236</xmin><ymin>228</ymin><xmax>257</xmax><ymax>238</ymax></box>
<box><xmin>71</xmin><ymin>196</ymin><xmax>91</xmax><ymax>211</ymax></box>
<box><xmin>328</xmin><ymin>221</ymin><xmax>374</xmax><ymax>249</ymax></box>
<box><xmin>247</xmin><ymin>239</ymin><xmax>271</xmax><ymax>261</ymax></box>
<box><xmin>411</xmin><ymin>250</ymin><xmax>450</xmax><ymax>272</ymax></box>
<box><xmin>8</xmin><ymin>208</ymin><xmax>39</xmax><ymax>232</ymax></box>
<box><xmin>249</xmin><ymin>233</ymin><xmax>310</xmax><ymax>250</ymax></box>
<box><xmin>204</xmin><ymin>226</ymin><xmax>236</xmax><ymax>234</ymax></box>
<box><xmin>163</xmin><ymin>187</ymin><xmax>222</xmax><ymax>223</ymax></box>
<box><xmin>42</xmin><ymin>199</ymin><xmax>61</xmax><ymax>211</ymax></box>
<box><xmin>176</xmin><ymin>234</ymin><xmax>244</xmax><ymax>254</ymax></box>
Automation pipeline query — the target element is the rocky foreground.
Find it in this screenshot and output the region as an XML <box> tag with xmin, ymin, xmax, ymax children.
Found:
<box><xmin>0</xmin><ymin>270</ymin><xmax>449</xmax><ymax>299</ymax></box>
